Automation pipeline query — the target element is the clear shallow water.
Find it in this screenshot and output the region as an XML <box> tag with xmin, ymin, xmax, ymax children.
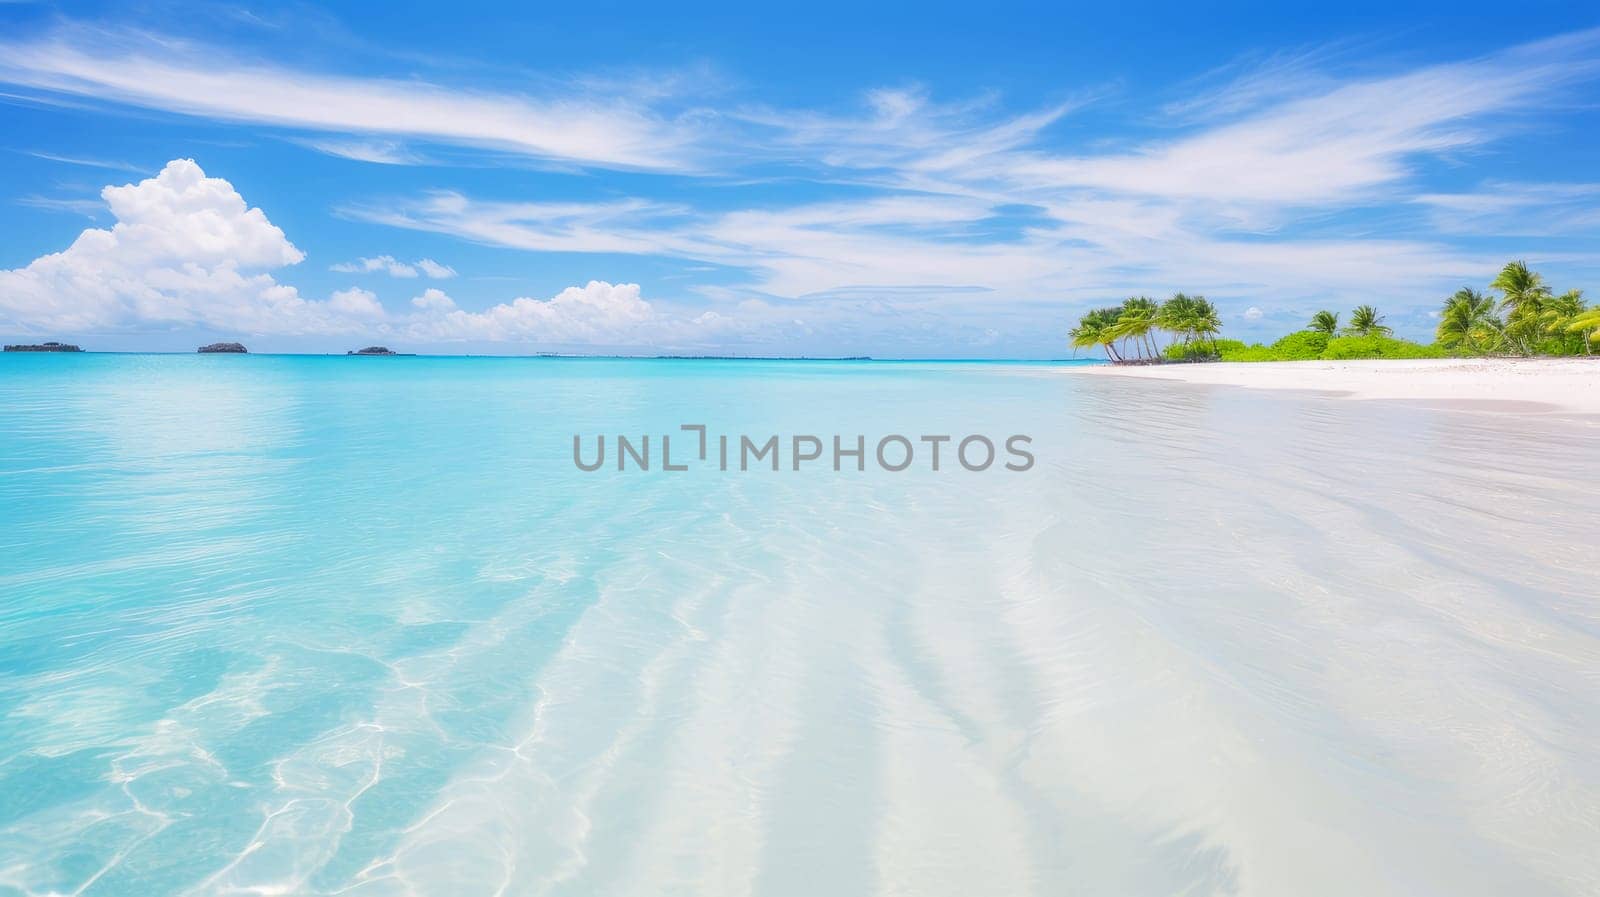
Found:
<box><xmin>1</xmin><ymin>354</ymin><xmax>1598</xmax><ymax>897</ymax></box>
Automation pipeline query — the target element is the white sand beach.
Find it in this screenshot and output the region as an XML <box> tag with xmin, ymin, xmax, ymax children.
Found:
<box><xmin>1070</xmin><ymin>357</ymin><xmax>1600</xmax><ymax>415</ymax></box>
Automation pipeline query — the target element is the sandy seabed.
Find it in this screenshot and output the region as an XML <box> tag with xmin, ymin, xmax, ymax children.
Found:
<box><xmin>1068</xmin><ymin>356</ymin><xmax>1600</xmax><ymax>415</ymax></box>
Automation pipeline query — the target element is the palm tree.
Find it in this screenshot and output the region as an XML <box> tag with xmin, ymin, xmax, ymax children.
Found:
<box><xmin>1189</xmin><ymin>296</ymin><xmax>1222</xmax><ymax>351</ymax></box>
<box><xmin>1111</xmin><ymin>296</ymin><xmax>1161</xmax><ymax>360</ymax></box>
<box><xmin>1490</xmin><ymin>260</ymin><xmax>1552</xmax><ymax>355</ymax></box>
<box><xmin>1069</xmin><ymin>307</ymin><xmax>1126</xmax><ymax>362</ymax></box>
<box><xmin>1540</xmin><ymin>290</ymin><xmax>1587</xmax><ymax>355</ymax></box>
<box><xmin>1346</xmin><ymin>304</ymin><xmax>1392</xmax><ymax>337</ymax></box>
<box><xmin>1567</xmin><ymin>305</ymin><xmax>1600</xmax><ymax>352</ymax></box>
<box><xmin>1308</xmin><ymin>310</ymin><xmax>1339</xmax><ymax>336</ymax></box>
<box><xmin>1157</xmin><ymin>293</ymin><xmax>1196</xmax><ymax>346</ymax></box>
<box><xmin>1435</xmin><ymin>288</ymin><xmax>1501</xmax><ymax>355</ymax></box>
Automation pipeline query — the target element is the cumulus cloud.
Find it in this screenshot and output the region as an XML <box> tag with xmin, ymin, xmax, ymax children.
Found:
<box><xmin>0</xmin><ymin>158</ymin><xmax>349</xmax><ymax>333</ymax></box>
<box><xmin>407</xmin><ymin>281</ymin><xmax>655</xmax><ymax>342</ymax></box>
<box><xmin>331</xmin><ymin>255</ymin><xmax>456</xmax><ymax>279</ymax></box>
<box><xmin>410</xmin><ymin>288</ymin><xmax>457</xmax><ymax>312</ymax></box>
<box><xmin>395</xmin><ymin>282</ymin><xmax>755</xmax><ymax>346</ymax></box>
<box><xmin>328</xmin><ymin>287</ymin><xmax>386</xmax><ymax>319</ymax></box>
<box><xmin>0</xmin><ymin>159</ymin><xmax>726</xmax><ymax>346</ymax></box>
<box><xmin>1243</xmin><ymin>306</ymin><xmax>1264</xmax><ymax>320</ymax></box>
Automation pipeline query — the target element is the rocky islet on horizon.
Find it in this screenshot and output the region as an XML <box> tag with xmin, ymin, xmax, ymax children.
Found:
<box><xmin>197</xmin><ymin>342</ymin><xmax>249</xmax><ymax>353</ymax></box>
<box><xmin>4</xmin><ymin>341</ymin><xmax>83</xmax><ymax>352</ymax></box>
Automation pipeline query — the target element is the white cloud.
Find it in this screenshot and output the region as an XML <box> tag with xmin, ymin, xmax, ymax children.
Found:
<box><xmin>397</xmin><ymin>281</ymin><xmax>757</xmax><ymax>346</ymax></box>
<box><xmin>1413</xmin><ymin>182</ymin><xmax>1600</xmax><ymax>236</ymax></box>
<box><xmin>22</xmin><ymin>150</ymin><xmax>144</xmax><ymax>173</ymax></box>
<box><xmin>735</xmin><ymin>86</ymin><xmax>1087</xmax><ymax>178</ymax></box>
<box><xmin>415</xmin><ymin>259</ymin><xmax>456</xmax><ymax>279</ymax></box>
<box><xmin>407</xmin><ymin>281</ymin><xmax>655</xmax><ymax>342</ymax></box>
<box><xmin>0</xmin><ymin>160</ymin><xmax>721</xmax><ymax>346</ymax></box>
<box><xmin>1243</xmin><ymin>306</ymin><xmax>1264</xmax><ymax>320</ymax></box>
<box><xmin>293</xmin><ymin>137</ymin><xmax>423</xmax><ymax>166</ymax></box>
<box><xmin>335</xmin><ymin>28</ymin><xmax>1600</xmax><ymax>330</ymax></box>
<box><xmin>6</xmin><ymin>26</ymin><xmax>1600</xmax><ymax>350</ymax></box>
<box><xmin>0</xmin><ymin>27</ymin><xmax>698</xmax><ymax>171</ymax></box>
<box><xmin>0</xmin><ymin>158</ymin><xmax>350</xmax><ymax>333</ymax></box>
<box><xmin>349</xmin><ymin>189</ymin><xmax>1487</xmax><ymax>311</ymax></box>
<box><xmin>331</xmin><ymin>255</ymin><xmax>457</xmax><ymax>279</ymax></box>
<box><xmin>410</xmin><ymin>288</ymin><xmax>457</xmax><ymax>312</ymax></box>
<box><xmin>16</xmin><ymin>195</ymin><xmax>106</xmax><ymax>217</ymax></box>
<box><xmin>97</xmin><ymin>160</ymin><xmax>305</xmax><ymax>269</ymax></box>
<box><xmin>328</xmin><ymin>287</ymin><xmax>386</xmax><ymax>319</ymax></box>
<box><xmin>1160</xmin><ymin>45</ymin><xmax>1343</xmax><ymax>122</ymax></box>
<box><xmin>332</xmin><ymin>255</ymin><xmax>417</xmax><ymax>278</ymax></box>
<box><xmin>346</xmin><ymin>194</ymin><xmax>693</xmax><ymax>257</ymax></box>
<box><xmin>1006</xmin><ymin>33</ymin><xmax>1600</xmax><ymax>207</ymax></box>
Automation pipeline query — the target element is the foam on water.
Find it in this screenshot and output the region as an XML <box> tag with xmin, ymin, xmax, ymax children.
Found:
<box><xmin>1</xmin><ymin>355</ymin><xmax>1597</xmax><ymax>896</ymax></box>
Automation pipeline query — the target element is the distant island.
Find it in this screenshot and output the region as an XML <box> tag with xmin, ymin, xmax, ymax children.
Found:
<box><xmin>348</xmin><ymin>346</ymin><xmax>414</xmax><ymax>356</ymax></box>
<box><xmin>197</xmin><ymin>342</ymin><xmax>248</xmax><ymax>353</ymax></box>
<box><xmin>4</xmin><ymin>341</ymin><xmax>83</xmax><ymax>352</ymax></box>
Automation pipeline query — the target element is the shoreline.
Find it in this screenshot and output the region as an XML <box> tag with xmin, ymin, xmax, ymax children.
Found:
<box><xmin>1066</xmin><ymin>357</ymin><xmax>1600</xmax><ymax>416</ymax></box>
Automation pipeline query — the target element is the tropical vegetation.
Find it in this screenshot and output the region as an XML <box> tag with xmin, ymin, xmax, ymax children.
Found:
<box><xmin>1308</xmin><ymin>310</ymin><xmax>1339</xmax><ymax>336</ymax></box>
<box><xmin>1070</xmin><ymin>293</ymin><xmax>1220</xmax><ymax>363</ymax></box>
<box><xmin>1346</xmin><ymin>305</ymin><xmax>1391</xmax><ymax>337</ymax></box>
<box><xmin>1435</xmin><ymin>288</ymin><xmax>1499</xmax><ymax>354</ymax></box>
<box><xmin>1068</xmin><ymin>261</ymin><xmax>1595</xmax><ymax>363</ymax></box>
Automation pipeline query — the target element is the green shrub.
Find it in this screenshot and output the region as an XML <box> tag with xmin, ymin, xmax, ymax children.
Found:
<box><xmin>1320</xmin><ymin>335</ymin><xmax>1446</xmax><ymax>360</ymax></box>
<box><xmin>1269</xmin><ymin>331</ymin><xmax>1330</xmax><ymax>360</ymax></box>
<box><xmin>1219</xmin><ymin>343</ymin><xmax>1280</xmax><ymax>362</ymax></box>
<box><xmin>1163</xmin><ymin>340</ymin><xmax>1226</xmax><ymax>361</ymax></box>
<box><xmin>1157</xmin><ymin>333</ymin><xmax>1450</xmax><ymax>363</ymax></box>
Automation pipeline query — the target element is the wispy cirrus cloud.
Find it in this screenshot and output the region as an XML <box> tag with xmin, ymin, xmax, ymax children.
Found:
<box><xmin>331</xmin><ymin>255</ymin><xmax>457</xmax><ymax>279</ymax></box>
<box><xmin>1158</xmin><ymin>44</ymin><xmax>1348</xmax><ymax>122</ymax></box>
<box><xmin>18</xmin><ymin>149</ymin><xmax>145</xmax><ymax>173</ymax></box>
<box><xmin>350</xmin><ymin>189</ymin><xmax>1488</xmax><ymax>307</ymax></box>
<box><xmin>1414</xmin><ymin>182</ymin><xmax>1600</xmax><ymax>236</ymax></box>
<box><xmin>343</xmin><ymin>193</ymin><xmax>702</xmax><ymax>256</ymax></box>
<box><xmin>338</xmin><ymin>27</ymin><xmax>1600</xmax><ymax>333</ymax></box>
<box><xmin>732</xmin><ymin>86</ymin><xmax>1090</xmax><ymax>180</ymax></box>
<box><xmin>1000</xmin><ymin>30</ymin><xmax>1600</xmax><ymax>210</ymax></box>
<box><xmin>0</xmin><ymin>26</ymin><xmax>706</xmax><ymax>172</ymax></box>
<box><xmin>16</xmin><ymin>194</ymin><xmax>106</xmax><ymax>217</ymax></box>
<box><xmin>292</xmin><ymin>137</ymin><xmax>425</xmax><ymax>166</ymax></box>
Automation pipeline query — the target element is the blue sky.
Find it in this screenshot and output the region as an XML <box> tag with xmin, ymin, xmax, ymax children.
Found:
<box><xmin>1</xmin><ymin>1</ymin><xmax>1597</xmax><ymax>357</ymax></box>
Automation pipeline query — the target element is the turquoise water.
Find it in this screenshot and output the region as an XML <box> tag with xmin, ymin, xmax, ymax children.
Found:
<box><xmin>2</xmin><ymin>354</ymin><xmax>1598</xmax><ymax>896</ymax></box>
